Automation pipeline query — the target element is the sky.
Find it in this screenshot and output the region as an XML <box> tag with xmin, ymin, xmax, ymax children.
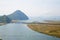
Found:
<box><xmin>0</xmin><ymin>0</ymin><xmax>60</xmax><ymax>18</ymax></box>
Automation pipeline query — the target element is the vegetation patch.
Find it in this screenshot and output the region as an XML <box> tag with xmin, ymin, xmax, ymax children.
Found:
<box><xmin>28</xmin><ymin>23</ymin><xmax>60</xmax><ymax>38</ymax></box>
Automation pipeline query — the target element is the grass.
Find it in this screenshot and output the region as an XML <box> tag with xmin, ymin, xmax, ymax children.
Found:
<box><xmin>28</xmin><ymin>23</ymin><xmax>60</xmax><ymax>38</ymax></box>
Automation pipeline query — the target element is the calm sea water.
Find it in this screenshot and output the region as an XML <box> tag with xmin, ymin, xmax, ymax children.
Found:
<box><xmin>0</xmin><ymin>23</ymin><xmax>60</xmax><ymax>40</ymax></box>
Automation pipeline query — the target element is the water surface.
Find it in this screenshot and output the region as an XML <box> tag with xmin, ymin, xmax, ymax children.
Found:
<box><xmin>0</xmin><ymin>23</ymin><xmax>60</xmax><ymax>40</ymax></box>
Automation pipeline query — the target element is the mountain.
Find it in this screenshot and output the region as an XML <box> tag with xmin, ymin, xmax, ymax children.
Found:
<box><xmin>0</xmin><ymin>15</ymin><xmax>11</xmax><ymax>23</ymax></box>
<box><xmin>29</xmin><ymin>16</ymin><xmax>60</xmax><ymax>23</ymax></box>
<box><xmin>35</xmin><ymin>16</ymin><xmax>60</xmax><ymax>21</ymax></box>
<box><xmin>8</xmin><ymin>10</ymin><xmax>29</xmax><ymax>20</ymax></box>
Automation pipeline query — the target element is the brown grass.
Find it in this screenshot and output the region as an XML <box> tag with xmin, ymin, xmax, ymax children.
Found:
<box><xmin>28</xmin><ymin>23</ymin><xmax>60</xmax><ymax>38</ymax></box>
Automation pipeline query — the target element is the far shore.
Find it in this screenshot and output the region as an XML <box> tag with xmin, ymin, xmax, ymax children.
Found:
<box><xmin>28</xmin><ymin>23</ymin><xmax>60</xmax><ymax>38</ymax></box>
<box><xmin>0</xmin><ymin>23</ymin><xmax>6</xmax><ymax>26</ymax></box>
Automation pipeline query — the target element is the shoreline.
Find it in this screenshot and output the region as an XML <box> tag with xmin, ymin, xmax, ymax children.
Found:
<box><xmin>28</xmin><ymin>23</ymin><xmax>60</xmax><ymax>38</ymax></box>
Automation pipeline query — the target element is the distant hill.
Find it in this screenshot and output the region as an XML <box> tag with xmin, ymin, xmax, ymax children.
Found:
<box><xmin>8</xmin><ymin>10</ymin><xmax>29</xmax><ymax>20</ymax></box>
<box><xmin>0</xmin><ymin>10</ymin><xmax>29</xmax><ymax>23</ymax></box>
<box><xmin>34</xmin><ymin>16</ymin><xmax>60</xmax><ymax>21</ymax></box>
<box><xmin>0</xmin><ymin>15</ymin><xmax>11</xmax><ymax>23</ymax></box>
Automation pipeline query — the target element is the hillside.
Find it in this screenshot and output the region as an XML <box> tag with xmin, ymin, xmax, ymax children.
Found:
<box><xmin>8</xmin><ymin>10</ymin><xmax>29</xmax><ymax>20</ymax></box>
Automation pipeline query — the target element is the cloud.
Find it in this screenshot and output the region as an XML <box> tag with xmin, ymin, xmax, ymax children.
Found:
<box><xmin>0</xmin><ymin>0</ymin><xmax>60</xmax><ymax>17</ymax></box>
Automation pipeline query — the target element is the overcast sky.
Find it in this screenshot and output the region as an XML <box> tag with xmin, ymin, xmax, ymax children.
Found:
<box><xmin>0</xmin><ymin>0</ymin><xmax>60</xmax><ymax>17</ymax></box>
